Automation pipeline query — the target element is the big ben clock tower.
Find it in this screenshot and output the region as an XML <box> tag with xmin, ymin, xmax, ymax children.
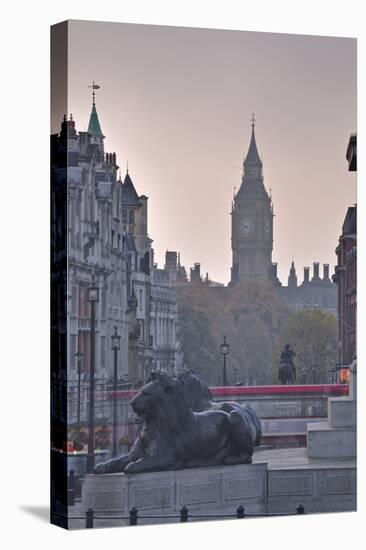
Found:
<box><xmin>230</xmin><ymin>115</ymin><xmax>273</xmax><ymax>284</ymax></box>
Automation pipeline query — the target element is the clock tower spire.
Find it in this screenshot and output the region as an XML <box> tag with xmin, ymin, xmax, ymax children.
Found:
<box><xmin>230</xmin><ymin>116</ymin><xmax>273</xmax><ymax>284</ymax></box>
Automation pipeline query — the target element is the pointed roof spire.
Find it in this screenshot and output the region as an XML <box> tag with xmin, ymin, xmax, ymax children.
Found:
<box><xmin>288</xmin><ymin>259</ymin><xmax>298</xmax><ymax>288</ymax></box>
<box><xmin>244</xmin><ymin>113</ymin><xmax>262</xmax><ymax>167</ymax></box>
<box><xmin>87</xmin><ymin>81</ymin><xmax>104</xmax><ymax>138</ymax></box>
<box><xmin>122</xmin><ymin>168</ymin><xmax>141</xmax><ymax>206</ymax></box>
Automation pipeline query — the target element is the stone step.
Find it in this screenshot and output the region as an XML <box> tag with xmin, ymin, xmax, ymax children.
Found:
<box><xmin>328</xmin><ymin>397</ymin><xmax>356</xmax><ymax>429</ymax></box>
<box><xmin>307</xmin><ymin>421</ymin><xmax>356</xmax><ymax>459</ymax></box>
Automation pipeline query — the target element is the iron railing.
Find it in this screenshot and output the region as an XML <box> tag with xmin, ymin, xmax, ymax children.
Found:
<box><xmin>57</xmin><ymin>503</ymin><xmax>305</xmax><ymax>528</ymax></box>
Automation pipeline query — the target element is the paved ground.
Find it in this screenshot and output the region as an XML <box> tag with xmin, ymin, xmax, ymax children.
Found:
<box><xmin>261</xmin><ymin>417</ymin><xmax>322</xmax><ymax>436</ymax></box>
<box><xmin>253</xmin><ymin>446</ymin><xmax>356</xmax><ymax>470</ymax></box>
<box><xmin>67</xmin><ymin>501</ymin><xmax>88</xmax><ymax>530</ymax></box>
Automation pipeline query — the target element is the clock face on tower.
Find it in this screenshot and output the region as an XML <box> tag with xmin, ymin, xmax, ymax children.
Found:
<box><xmin>239</xmin><ymin>217</ymin><xmax>255</xmax><ymax>235</ymax></box>
<box><xmin>247</xmin><ymin>167</ymin><xmax>259</xmax><ymax>178</ymax></box>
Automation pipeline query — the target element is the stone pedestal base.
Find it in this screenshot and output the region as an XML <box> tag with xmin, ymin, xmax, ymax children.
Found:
<box><xmin>77</xmin><ymin>451</ymin><xmax>356</xmax><ymax>528</ymax></box>
<box><xmin>307</xmin><ymin>421</ymin><xmax>356</xmax><ymax>458</ymax></box>
<box><xmin>81</xmin><ymin>463</ymin><xmax>268</xmax><ymax>526</ymax></box>
<box><xmin>307</xmin><ymin>389</ymin><xmax>356</xmax><ymax>459</ymax></box>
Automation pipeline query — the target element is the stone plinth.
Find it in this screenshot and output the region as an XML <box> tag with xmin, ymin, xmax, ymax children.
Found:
<box><xmin>76</xmin><ymin>450</ymin><xmax>357</xmax><ymax>528</ymax></box>
<box><xmin>81</xmin><ymin>463</ymin><xmax>268</xmax><ymax>527</ymax></box>
<box><xmin>307</xmin><ymin>421</ymin><xmax>356</xmax><ymax>459</ymax></box>
<box><xmin>254</xmin><ymin>447</ymin><xmax>356</xmax><ymax>514</ymax></box>
<box><xmin>307</xmin><ymin>387</ymin><xmax>357</xmax><ymax>459</ymax></box>
<box><xmin>328</xmin><ymin>397</ymin><xmax>356</xmax><ymax>429</ymax></box>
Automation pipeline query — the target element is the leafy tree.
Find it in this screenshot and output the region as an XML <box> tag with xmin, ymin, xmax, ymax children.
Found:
<box><xmin>271</xmin><ymin>309</ymin><xmax>338</xmax><ymax>384</ymax></box>
<box><xmin>176</xmin><ymin>281</ymin><xmax>290</xmax><ymax>386</ymax></box>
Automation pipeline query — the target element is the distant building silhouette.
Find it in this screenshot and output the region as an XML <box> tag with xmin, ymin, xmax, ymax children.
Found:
<box><xmin>230</xmin><ymin>116</ymin><xmax>273</xmax><ymax>284</ymax></box>
<box><xmin>333</xmin><ymin>133</ymin><xmax>357</xmax><ymax>365</ymax></box>
<box><xmin>277</xmin><ymin>261</ymin><xmax>337</xmax><ymax>315</ymax></box>
<box><xmin>227</xmin><ymin>116</ymin><xmax>337</xmax><ymax>314</ymax></box>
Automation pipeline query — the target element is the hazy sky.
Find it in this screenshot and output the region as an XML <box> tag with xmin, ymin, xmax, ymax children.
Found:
<box><xmin>65</xmin><ymin>20</ymin><xmax>356</xmax><ymax>285</ymax></box>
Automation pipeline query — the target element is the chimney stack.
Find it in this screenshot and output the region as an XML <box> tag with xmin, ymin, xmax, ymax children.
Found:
<box><xmin>323</xmin><ymin>263</ymin><xmax>330</xmax><ymax>281</ymax></box>
<box><xmin>165</xmin><ymin>250</ymin><xmax>177</xmax><ymax>271</ymax></box>
<box><xmin>303</xmin><ymin>267</ymin><xmax>310</xmax><ymax>284</ymax></box>
<box><xmin>190</xmin><ymin>263</ymin><xmax>201</xmax><ymax>283</ymax></box>
<box><xmin>312</xmin><ymin>262</ymin><xmax>320</xmax><ymax>281</ymax></box>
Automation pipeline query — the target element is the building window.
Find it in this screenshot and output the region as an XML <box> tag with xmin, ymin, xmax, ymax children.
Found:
<box><xmin>69</xmin><ymin>335</ymin><xmax>77</xmax><ymax>370</ymax></box>
<box><xmin>139</xmin><ymin>289</ymin><xmax>143</xmax><ymax>311</ymax></box>
<box><xmin>78</xmin><ymin>286</ymin><xmax>90</xmax><ymax>319</ymax></box>
<box><xmin>101</xmin><ymin>289</ymin><xmax>107</xmax><ymax>319</ymax></box>
<box><xmin>71</xmin><ymin>286</ymin><xmax>77</xmax><ymax>316</ymax></box>
<box><xmin>248</xmin><ymin>251</ymin><xmax>255</xmax><ymax>273</ymax></box>
<box><xmin>100</xmin><ymin>336</ymin><xmax>106</xmax><ymax>368</ymax></box>
<box><xmin>138</xmin><ymin>320</ymin><xmax>144</xmax><ymax>341</ymax></box>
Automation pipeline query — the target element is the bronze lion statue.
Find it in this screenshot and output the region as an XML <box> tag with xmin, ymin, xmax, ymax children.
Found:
<box><xmin>178</xmin><ymin>369</ymin><xmax>262</xmax><ymax>446</ymax></box>
<box><xmin>94</xmin><ymin>372</ymin><xmax>260</xmax><ymax>474</ymax></box>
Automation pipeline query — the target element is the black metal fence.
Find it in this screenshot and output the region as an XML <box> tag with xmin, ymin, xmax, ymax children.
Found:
<box><xmin>63</xmin><ymin>503</ymin><xmax>305</xmax><ymax>528</ymax></box>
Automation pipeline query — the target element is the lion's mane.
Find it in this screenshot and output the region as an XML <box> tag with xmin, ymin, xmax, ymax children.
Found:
<box><xmin>132</xmin><ymin>373</ymin><xmax>194</xmax><ymax>463</ymax></box>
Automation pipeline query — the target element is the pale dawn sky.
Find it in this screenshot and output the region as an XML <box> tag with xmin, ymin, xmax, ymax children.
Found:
<box><xmin>63</xmin><ymin>20</ymin><xmax>356</xmax><ymax>285</ymax></box>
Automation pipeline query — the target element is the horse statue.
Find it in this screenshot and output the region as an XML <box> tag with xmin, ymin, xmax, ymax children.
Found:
<box><xmin>278</xmin><ymin>344</ymin><xmax>296</xmax><ymax>385</ymax></box>
<box><xmin>278</xmin><ymin>362</ymin><xmax>295</xmax><ymax>384</ymax></box>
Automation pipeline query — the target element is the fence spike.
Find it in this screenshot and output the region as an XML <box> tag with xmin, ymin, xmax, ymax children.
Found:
<box><xmin>85</xmin><ymin>507</ymin><xmax>94</xmax><ymax>528</ymax></box>
<box><xmin>236</xmin><ymin>504</ymin><xmax>245</xmax><ymax>518</ymax></box>
<box><xmin>180</xmin><ymin>506</ymin><xmax>189</xmax><ymax>522</ymax></box>
<box><xmin>129</xmin><ymin>507</ymin><xmax>138</xmax><ymax>525</ymax></box>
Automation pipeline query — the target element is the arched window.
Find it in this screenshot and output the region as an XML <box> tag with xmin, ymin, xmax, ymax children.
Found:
<box><xmin>129</xmin><ymin>210</ymin><xmax>135</xmax><ymax>224</ymax></box>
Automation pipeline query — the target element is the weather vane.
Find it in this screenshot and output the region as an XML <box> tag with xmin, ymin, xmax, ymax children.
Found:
<box><xmin>88</xmin><ymin>81</ymin><xmax>100</xmax><ymax>104</ymax></box>
<box><xmin>251</xmin><ymin>112</ymin><xmax>256</xmax><ymax>127</ymax></box>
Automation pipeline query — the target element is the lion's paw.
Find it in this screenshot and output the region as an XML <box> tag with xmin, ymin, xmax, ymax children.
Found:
<box><xmin>124</xmin><ymin>461</ymin><xmax>142</xmax><ymax>474</ymax></box>
<box><xmin>93</xmin><ymin>462</ymin><xmax>107</xmax><ymax>474</ymax></box>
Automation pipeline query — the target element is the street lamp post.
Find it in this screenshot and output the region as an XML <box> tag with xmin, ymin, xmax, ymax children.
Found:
<box><xmin>220</xmin><ymin>336</ymin><xmax>230</xmax><ymax>387</ymax></box>
<box><xmin>311</xmin><ymin>365</ymin><xmax>317</xmax><ymax>385</ymax></box>
<box><xmin>111</xmin><ymin>326</ymin><xmax>121</xmax><ymax>458</ymax></box>
<box><xmin>234</xmin><ymin>367</ymin><xmax>238</xmax><ymax>386</ymax></box>
<box><xmin>87</xmin><ymin>275</ymin><xmax>99</xmax><ymax>473</ymax></box>
<box><xmin>75</xmin><ymin>351</ymin><xmax>84</xmax><ymax>426</ymax></box>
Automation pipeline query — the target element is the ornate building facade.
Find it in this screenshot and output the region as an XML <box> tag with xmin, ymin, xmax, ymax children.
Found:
<box><xmin>54</xmin><ymin>102</ymin><xmax>129</xmax><ymax>425</ymax></box>
<box><xmin>52</xmin><ymin>91</ymin><xmax>180</xmax><ymax>428</ymax></box>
